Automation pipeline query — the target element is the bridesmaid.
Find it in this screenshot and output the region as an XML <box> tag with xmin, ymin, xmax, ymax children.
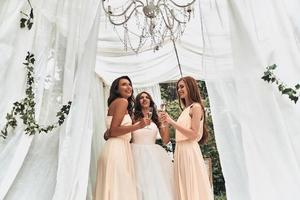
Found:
<box><xmin>161</xmin><ymin>76</ymin><xmax>213</xmax><ymax>200</ymax></box>
<box><xmin>94</xmin><ymin>76</ymin><xmax>150</xmax><ymax>200</ymax></box>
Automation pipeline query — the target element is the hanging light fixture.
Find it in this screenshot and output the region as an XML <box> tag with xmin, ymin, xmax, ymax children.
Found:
<box><xmin>102</xmin><ymin>0</ymin><xmax>196</xmax><ymax>76</ymax></box>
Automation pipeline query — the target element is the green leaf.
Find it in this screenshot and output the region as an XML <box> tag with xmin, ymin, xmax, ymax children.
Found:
<box><xmin>56</xmin><ymin>112</ymin><xmax>62</xmax><ymax>117</ymax></box>
<box><xmin>261</xmin><ymin>75</ymin><xmax>271</xmax><ymax>82</ymax></box>
<box><xmin>29</xmin><ymin>8</ymin><xmax>34</xmax><ymax>19</ymax></box>
<box><xmin>295</xmin><ymin>84</ymin><xmax>300</xmax><ymax>90</ymax></box>
<box><xmin>1</xmin><ymin>130</ymin><xmax>7</xmax><ymax>139</ymax></box>
<box><xmin>282</xmin><ymin>88</ymin><xmax>293</xmax><ymax>94</ymax></box>
<box><xmin>290</xmin><ymin>95</ymin><xmax>298</xmax><ymax>104</ymax></box>
<box><xmin>27</xmin><ymin>22</ymin><xmax>33</xmax><ymax>30</ymax></box>
<box><xmin>65</xmin><ymin>109</ymin><xmax>70</xmax><ymax>115</ymax></box>
<box><xmin>20</xmin><ymin>19</ymin><xmax>26</xmax><ymax>28</ymax></box>
<box><xmin>278</xmin><ymin>84</ymin><xmax>285</xmax><ymax>91</ymax></box>
<box><xmin>58</xmin><ymin>120</ymin><xmax>64</xmax><ymax>125</ymax></box>
<box><xmin>269</xmin><ymin>64</ymin><xmax>277</xmax><ymax>70</ymax></box>
<box><xmin>270</xmin><ymin>77</ymin><xmax>276</xmax><ymax>83</ymax></box>
<box><xmin>30</xmin><ymin>57</ymin><xmax>35</xmax><ymax>64</ymax></box>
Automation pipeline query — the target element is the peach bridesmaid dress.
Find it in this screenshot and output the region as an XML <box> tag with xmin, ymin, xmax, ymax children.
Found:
<box><xmin>174</xmin><ymin>104</ymin><xmax>213</xmax><ymax>200</ymax></box>
<box><xmin>94</xmin><ymin>114</ymin><xmax>138</xmax><ymax>200</ymax></box>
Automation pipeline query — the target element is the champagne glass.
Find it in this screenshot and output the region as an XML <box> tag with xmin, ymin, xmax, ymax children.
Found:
<box><xmin>148</xmin><ymin>107</ymin><xmax>153</xmax><ymax>119</ymax></box>
<box><xmin>159</xmin><ymin>101</ymin><xmax>167</xmax><ymax>128</ymax></box>
<box><xmin>146</xmin><ymin>107</ymin><xmax>153</xmax><ymax>129</ymax></box>
<box><xmin>160</xmin><ymin>102</ymin><xmax>166</xmax><ymax>112</ymax></box>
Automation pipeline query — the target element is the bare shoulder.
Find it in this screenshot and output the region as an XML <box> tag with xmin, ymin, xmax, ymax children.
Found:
<box><xmin>108</xmin><ymin>98</ymin><xmax>128</xmax><ymax>115</ymax></box>
<box><xmin>191</xmin><ymin>103</ymin><xmax>203</xmax><ymax>112</ymax></box>
<box><xmin>112</xmin><ymin>98</ymin><xmax>128</xmax><ymax>107</ymax></box>
<box><xmin>190</xmin><ymin>102</ymin><xmax>204</xmax><ymax>117</ymax></box>
<box><xmin>191</xmin><ymin>102</ymin><xmax>201</xmax><ymax>108</ymax></box>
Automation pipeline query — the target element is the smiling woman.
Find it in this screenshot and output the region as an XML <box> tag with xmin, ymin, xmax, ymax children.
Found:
<box><xmin>94</xmin><ymin>76</ymin><xmax>150</xmax><ymax>200</ymax></box>
<box><xmin>131</xmin><ymin>91</ymin><xmax>174</xmax><ymax>200</ymax></box>
<box><xmin>159</xmin><ymin>80</ymin><xmax>226</xmax><ymax>197</ymax></box>
<box><xmin>160</xmin><ymin>76</ymin><xmax>214</xmax><ymax>200</ymax></box>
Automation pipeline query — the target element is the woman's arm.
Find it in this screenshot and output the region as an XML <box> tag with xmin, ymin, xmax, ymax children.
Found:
<box><xmin>109</xmin><ymin>98</ymin><xmax>150</xmax><ymax>137</ymax></box>
<box><xmin>159</xmin><ymin>126</ymin><xmax>170</xmax><ymax>144</ymax></box>
<box><xmin>164</xmin><ymin>104</ymin><xmax>203</xmax><ymax>141</ymax></box>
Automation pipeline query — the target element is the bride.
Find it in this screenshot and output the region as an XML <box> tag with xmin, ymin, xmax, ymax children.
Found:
<box><xmin>131</xmin><ymin>91</ymin><xmax>174</xmax><ymax>200</ymax></box>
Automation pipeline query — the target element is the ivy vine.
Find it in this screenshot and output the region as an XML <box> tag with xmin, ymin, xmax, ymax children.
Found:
<box><xmin>1</xmin><ymin>53</ymin><xmax>72</xmax><ymax>139</ymax></box>
<box><xmin>20</xmin><ymin>0</ymin><xmax>34</xmax><ymax>30</ymax></box>
<box><xmin>262</xmin><ymin>64</ymin><xmax>300</xmax><ymax>103</ymax></box>
<box><xmin>1</xmin><ymin>1</ymin><xmax>72</xmax><ymax>139</ymax></box>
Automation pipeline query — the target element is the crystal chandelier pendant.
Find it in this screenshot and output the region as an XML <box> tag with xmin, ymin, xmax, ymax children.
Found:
<box><xmin>102</xmin><ymin>0</ymin><xmax>195</xmax><ymax>52</ymax></box>
<box><xmin>102</xmin><ymin>0</ymin><xmax>196</xmax><ymax>76</ymax></box>
<box><xmin>143</xmin><ymin>2</ymin><xmax>159</xmax><ymax>19</ymax></box>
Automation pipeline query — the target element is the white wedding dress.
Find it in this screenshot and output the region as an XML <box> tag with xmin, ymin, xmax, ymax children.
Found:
<box><xmin>131</xmin><ymin>122</ymin><xmax>175</xmax><ymax>200</ymax></box>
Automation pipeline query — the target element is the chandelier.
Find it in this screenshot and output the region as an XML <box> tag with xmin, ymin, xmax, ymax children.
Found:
<box><xmin>101</xmin><ymin>0</ymin><xmax>196</xmax><ymax>76</ymax></box>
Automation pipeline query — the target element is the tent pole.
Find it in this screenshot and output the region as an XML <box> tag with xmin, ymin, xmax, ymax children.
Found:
<box><xmin>171</xmin><ymin>38</ymin><xmax>183</xmax><ymax>77</ymax></box>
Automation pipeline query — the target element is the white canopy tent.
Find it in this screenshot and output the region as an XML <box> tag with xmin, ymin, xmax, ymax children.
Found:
<box><xmin>0</xmin><ymin>0</ymin><xmax>300</xmax><ymax>200</ymax></box>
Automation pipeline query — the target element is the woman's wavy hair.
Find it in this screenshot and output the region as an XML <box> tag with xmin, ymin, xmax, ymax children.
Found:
<box><xmin>134</xmin><ymin>91</ymin><xmax>160</xmax><ymax>128</ymax></box>
<box><xmin>176</xmin><ymin>76</ymin><xmax>208</xmax><ymax>144</ymax></box>
<box><xmin>107</xmin><ymin>76</ymin><xmax>134</xmax><ymax>116</ymax></box>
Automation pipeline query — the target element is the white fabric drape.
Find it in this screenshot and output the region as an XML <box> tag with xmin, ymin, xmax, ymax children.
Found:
<box><xmin>0</xmin><ymin>0</ymin><xmax>104</xmax><ymax>199</ymax></box>
<box><xmin>206</xmin><ymin>0</ymin><xmax>300</xmax><ymax>200</ymax></box>
<box><xmin>134</xmin><ymin>84</ymin><xmax>162</xmax><ymax>106</ymax></box>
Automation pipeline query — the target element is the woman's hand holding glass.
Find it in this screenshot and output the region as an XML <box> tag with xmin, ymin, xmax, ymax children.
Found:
<box><xmin>160</xmin><ymin>111</ymin><xmax>171</xmax><ymax>124</ymax></box>
<box><xmin>139</xmin><ymin>117</ymin><xmax>151</xmax><ymax>129</ymax></box>
<box><xmin>158</xmin><ymin>102</ymin><xmax>167</xmax><ymax>128</ymax></box>
<box><xmin>144</xmin><ymin>107</ymin><xmax>153</xmax><ymax>129</ymax></box>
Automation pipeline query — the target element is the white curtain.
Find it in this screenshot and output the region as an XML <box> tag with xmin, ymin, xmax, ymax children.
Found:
<box><xmin>0</xmin><ymin>0</ymin><xmax>104</xmax><ymax>199</ymax></box>
<box><xmin>206</xmin><ymin>0</ymin><xmax>300</xmax><ymax>200</ymax></box>
<box><xmin>134</xmin><ymin>84</ymin><xmax>162</xmax><ymax>106</ymax></box>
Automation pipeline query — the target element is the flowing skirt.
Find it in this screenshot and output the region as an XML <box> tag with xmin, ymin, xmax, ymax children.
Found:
<box><xmin>94</xmin><ymin>138</ymin><xmax>138</xmax><ymax>200</ymax></box>
<box><xmin>174</xmin><ymin>141</ymin><xmax>213</xmax><ymax>200</ymax></box>
<box><xmin>131</xmin><ymin>144</ymin><xmax>174</xmax><ymax>200</ymax></box>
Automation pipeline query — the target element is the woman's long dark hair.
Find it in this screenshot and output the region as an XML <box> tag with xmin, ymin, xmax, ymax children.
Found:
<box><xmin>176</xmin><ymin>76</ymin><xmax>208</xmax><ymax>144</ymax></box>
<box><xmin>134</xmin><ymin>91</ymin><xmax>160</xmax><ymax>128</ymax></box>
<box><xmin>107</xmin><ymin>76</ymin><xmax>134</xmax><ymax>116</ymax></box>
